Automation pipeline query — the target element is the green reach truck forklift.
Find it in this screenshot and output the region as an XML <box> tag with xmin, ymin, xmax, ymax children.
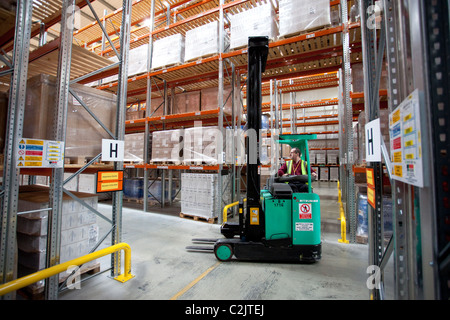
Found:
<box><xmin>187</xmin><ymin>36</ymin><xmax>321</xmax><ymax>263</ymax></box>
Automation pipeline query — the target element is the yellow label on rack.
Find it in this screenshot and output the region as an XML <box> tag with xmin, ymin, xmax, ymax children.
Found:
<box><xmin>404</xmin><ymin>113</ymin><xmax>412</xmax><ymax>121</ymax></box>
<box><xmin>25</xmin><ymin>161</ymin><xmax>42</xmax><ymax>167</ymax></box>
<box><xmin>367</xmin><ymin>186</ymin><xmax>375</xmax><ymax>209</ymax></box>
<box><xmin>392</xmin><ymin>109</ymin><xmax>400</xmax><ymax>124</ymax></box>
<box><xmin>25</xmin><ymin>156</ymin><xmax>42</xmax><ymax>161</ymax></box>
<box><xmin>25</xmin><ymin>139</ymin><xmax>44</xmax><ymax>145</ymax></box>
<box><xmin>393</xmin><ymin>151</ymin><xmax>402</xmax><ymax>162</ymax></box>
<box><xmin>394</xmin><ymin>165</ymin><xmax>403</xmax><ymax>177</ymax></box>
<box><xmin>366</xmin><ymin>168</ymin><xmax>374</xmax><ymax>188</ymax></box>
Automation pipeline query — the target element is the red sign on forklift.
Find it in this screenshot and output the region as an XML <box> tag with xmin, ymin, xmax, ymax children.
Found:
<box><xmin>299</xmin><ymin>203</ymin><xmax>312</xmax><ymax>219</ymax></box>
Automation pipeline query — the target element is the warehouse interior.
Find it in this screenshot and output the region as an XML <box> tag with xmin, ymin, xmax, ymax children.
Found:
<box><xmin>0</xmin><ymin>0</ymin><xmax>448</xmax><ymax>302</ymax></box>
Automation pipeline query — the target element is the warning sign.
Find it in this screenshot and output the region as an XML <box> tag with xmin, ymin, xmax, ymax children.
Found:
<box><xmin>16</xmin><ymin>138</ymin><xmax>64</xmax><ymax>168</ymax></box>
<box><xmin>299</xmin><ymin>203</ymin><xmax>312</xmax><ymax>219</ymax></box>
<box><xmin>96</xmin><ymin>170</ymin><xmax>124</xmax><ymax>193</ymax></box>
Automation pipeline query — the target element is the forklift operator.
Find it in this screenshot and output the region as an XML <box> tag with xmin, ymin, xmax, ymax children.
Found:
<box><xmin>278</xmin><ymin>147</ymin><xmax>317</xmax><ymax>193</ymax></box>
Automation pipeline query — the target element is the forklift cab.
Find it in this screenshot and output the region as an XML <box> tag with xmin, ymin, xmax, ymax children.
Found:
<box><xmin>261</xmin><ymin>134</ymin><xmax>321</xmax><ymax>251</ymax></box>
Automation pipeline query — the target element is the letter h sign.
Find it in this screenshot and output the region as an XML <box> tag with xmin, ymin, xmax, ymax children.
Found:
<box><xmin>102</xmin><ymin>139</ymin><xmax>124</xmax><ymax>161</ymax></box>
<box><xmin>365</xmin><ymin>119</ymin><xmax>381</xmax><ymax>162</ymax></box>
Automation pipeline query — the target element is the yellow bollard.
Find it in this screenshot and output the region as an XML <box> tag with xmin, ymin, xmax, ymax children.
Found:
<box><xmin>337</xmin><ymin>181</ymin><xmax>349</xmax><ymax>244</ymax></box>
<box><xmin>0</xmin><ymin>243</ymin><xmax>134</xmax><ymax>297</ymax></box>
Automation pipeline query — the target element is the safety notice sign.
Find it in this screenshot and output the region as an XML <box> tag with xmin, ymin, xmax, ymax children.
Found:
<box><xmin>389</xmin><ymin>89</ymin><xmax>423</xmax><ymax>187</ymax></box>
<box><xmin>299</xmin><ymin>203</ymin><xmax>312</xmax><ymax>219</ymax></box>
<box><xmin>17</xmin><ymin>138</ymin><xmax>64</xmax><ymax>168</ymax></box>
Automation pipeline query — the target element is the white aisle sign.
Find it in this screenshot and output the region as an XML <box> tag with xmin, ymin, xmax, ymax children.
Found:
<box><xmin>365</xmin><ymin>118</ymin><xmax>381</xmax><ymax>162</ymax></box>
<box><xmin>102</xmin><ymin>139</ymin><xmax>124</xmax><ymax>161</ymax></box>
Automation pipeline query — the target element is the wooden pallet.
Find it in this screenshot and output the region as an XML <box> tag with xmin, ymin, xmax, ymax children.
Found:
<box><xmin>356</xmin><ymin>235</ymin><xmax>368</xmax><ymax>244</ymax></box>
<box><xmin>149</xmin><ymin>160</ymin><xmax>183</xmax><ymax>166</ymax></box>
<box><xmin>151</xmin><ymin>61</ymin><xmax>183</xmax><ymax>72</ymax></box>
<box><xmin>17</xmin><ymin>262</ymin><xmax>101</xmax><ymax>300</ymax></box>
<box><xmin>179</xmin><ymin>212</ymin><xmax>217</xmax><ymax>224</ymax></box>
<box><xmin>123</xmin><ymin>196</ymin><xmax>144</xmax><ymax>204</ymax></box>
<box><xmin>185</xmin><ymin>52</ymin><xmax>218</xmax><ymax>63</ymax></box>
<box><xmin>123</xmin><ymin>197</ymin><xmax>162</xmax><ymax>206</ymax></box>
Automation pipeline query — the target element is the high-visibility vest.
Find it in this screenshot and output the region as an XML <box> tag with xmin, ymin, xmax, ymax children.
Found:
<box><xmin>286</xmin><ymin>159</ymin><xmax>307</xmax><ymax>175</ymax></box>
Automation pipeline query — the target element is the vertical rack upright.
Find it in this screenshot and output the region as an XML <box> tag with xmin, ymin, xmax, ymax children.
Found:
<box><xmin>0</xmin><ymin>0</ymin><xmax>133</xmax><ymax>299</ymax></box>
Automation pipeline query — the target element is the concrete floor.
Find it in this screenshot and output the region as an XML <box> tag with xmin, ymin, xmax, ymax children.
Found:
<box><xmin>59</xmin><ymin>181</ymin><xmax>394</xmax><ymax>300</ymax></box>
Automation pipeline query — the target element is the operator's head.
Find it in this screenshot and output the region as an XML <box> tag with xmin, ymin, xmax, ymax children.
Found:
<box><xmin>290</xmin><ymin>147</ymin><xmax>301</xmax><ymax>162</ymax></box>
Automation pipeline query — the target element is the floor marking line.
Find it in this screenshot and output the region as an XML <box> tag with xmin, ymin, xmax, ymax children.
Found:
<box><xmin>170</xmin><ymin>261</ymin><xmax>221</xmax><ymax>300</ymax></box>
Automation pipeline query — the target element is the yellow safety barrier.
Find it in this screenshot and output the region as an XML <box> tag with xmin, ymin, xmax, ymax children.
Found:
<box><xmin>337</xmin><ymin>181</ymin><xmax>349</xmax><ymax>244</ymax></box>
<box><xmin>222</xmin><ymin>198</ymin><xmax>246</xmax><ymax>225</ymax></box>
<box><xmin>0</xmin><ymin>242</ymin><xmax>134</xmax><ymax>297</ymax></box>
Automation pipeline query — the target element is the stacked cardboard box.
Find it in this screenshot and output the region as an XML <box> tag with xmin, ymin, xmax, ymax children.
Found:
<box><xmin>200</xmin><ymin>85</ymin><xmax>234</xmax><ymax>115</ymax></box>
<box><xmin>173</xmin><ymin>91</ymin><xmax>201</xmax><ymax>114</ymax></box>
<box><xmin>278</xmin><ymin>0</ymin><xmax>331</xmax><ymax>37</ymax></box>
<box><xmin>229</xmin><ymin>2</ymin><xmax>278</xmax><ymax>49</ymax></box>
<box><xmin>17</xmin><ymin>186</ymin><xmax>98</xmax><ymax>293</ymax></box>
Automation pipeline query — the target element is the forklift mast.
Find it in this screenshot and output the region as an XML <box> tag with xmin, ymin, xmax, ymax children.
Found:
<box><xmin>245</xmin><ymin>36</ymin><xmax>269</xmax><ymax>241</ymax></box>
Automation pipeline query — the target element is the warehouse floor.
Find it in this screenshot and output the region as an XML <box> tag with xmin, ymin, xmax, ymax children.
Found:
<box><xmin>58</xmin><ymin>182</ymin><xmax>395</xmax><ymax>300</ymax></box>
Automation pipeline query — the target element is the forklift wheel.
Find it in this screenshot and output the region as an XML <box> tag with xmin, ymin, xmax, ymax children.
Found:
<box><xmin>214</xmin><ymin>243</ymin><xmax>233</xmax><ymax>261</ymax></box>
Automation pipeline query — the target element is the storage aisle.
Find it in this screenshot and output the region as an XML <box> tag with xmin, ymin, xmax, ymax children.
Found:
<box><xmin>59</xmin><ymin>182</ymin><xmax>393</xmax><ymax>300</ymax></box>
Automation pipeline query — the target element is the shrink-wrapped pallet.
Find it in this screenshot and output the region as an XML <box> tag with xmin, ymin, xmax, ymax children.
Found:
<box><xmin>183</xmin><ymin>126</ymin><xmax>222</xmax><ymax>164</ymax></box>
<box><xmin>185</xmin><ymin>21</ymin><xmax>230</xmax><ymax>61</ymax></box>
<box><xmin>329</xmin><ymin>166</ymin><xmax>339</xmax><ymax>181</ymax></box>
<box><xmin>181</xmin><ymin>173</ymin><xmax>231</xmax><ymax>219</ymax></box>
<box><xmin>23</xmin><ymin>74</ymin><xmax>116</xmax><ymax>162</ymax></box>
<box><xmin>278</xmin><ymin>0</ymin><xmax>331</xmax><ymax>37</ymax></box>
<box><xmin>124</xmin><ymin>132</ymin><xmax>146</xmax><ymax>162</ymax></box>
<box><xmin>151</xmin><ymin>129</ymin><xmax>184</xmax><ymax>163</ymax></box>
<box><xmin>101</xmin><ymin>43</ymin><xmax>149</xmax><ymax>84</ymax></box>
<box><xmin>229</xmin><ymin>2</ymin><xmax>278</xmax><ymax>49</ymax></box>
<box><xmin>152</xmin><ymin>34</ymin><xmax>185</xmax><ymax>69</ymax></box>
<box><xmin>319</xmin><ymin>166</ymin><xmax>329</xmax><ymax>181</ymax></box>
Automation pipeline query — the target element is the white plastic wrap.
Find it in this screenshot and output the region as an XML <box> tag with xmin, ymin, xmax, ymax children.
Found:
<box><xmin>151</xmin><ymin>129</ymin><xmax>184</xmax><ymax>163</ymax></box>
<box><xmin>124</xmin><ymin>132</ymin><xmax>146</xmax><ymax>162</ymax></box>
<box><xmin>183</xmin><ymin>126</ymin><xmax>222</xmax><ymax>164</ymax></box>
<box><xmin>152</xmin><ymin>34</ymin><xmax>185</xmax><ymax>69</ymax></box>
<box><xmin>278</xmin><ymin>0</ymin><xmax>331</xmax><ymax>37</ymax></box>
<box><xmin>185</xmin><ymin>21</ymin><xmax>230</xmax><ymax>61</ymax></box>
<box><xmin>229</xmin><ymin>2</ymin><xmax>278</xmax><ymax>49</ymax></box>
<box><xmin>181</xmin><ymin>173</ymin><xmax>231</xmax><ymax>218</ymax></box>
<box><xmin>23</xmin><ymin>74</ymin><xmax>117</xmax><ymax>162</ymax></box>
<box><xmin>102</xmin><ymin>44</ymin><xmax>149</xmax><ymax>84</ymax></box>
